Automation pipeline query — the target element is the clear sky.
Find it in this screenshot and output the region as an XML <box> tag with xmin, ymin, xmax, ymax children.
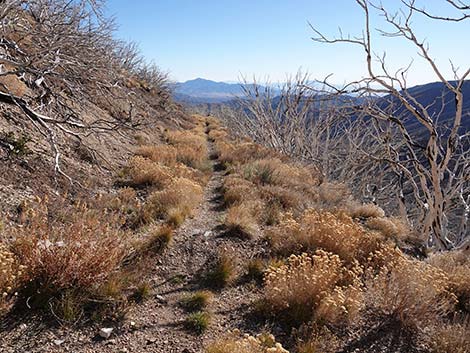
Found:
<box><xmin>105</xmin><ymin>0</ymin><xmax>469</xmax><ymax>85</ymax></box>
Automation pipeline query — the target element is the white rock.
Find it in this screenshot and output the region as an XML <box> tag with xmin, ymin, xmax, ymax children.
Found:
<box><xmin>53</xmin><ymin>339</ymin><xmax>64</xmax><ymax>346</ymax></box>
<box><xmin>156</xmin><ymin>295</ymin><xmax>166</xmax><ymax>303</ymax></box>
<box><xmin>99</xmin><ymin>327</ymin><xmax>114</xmax><ymax>339</ymax></box>
<box><xmin>203</xmin><ymin>231</ymin><xmax>212</xmax><ymax>237</ymax></box>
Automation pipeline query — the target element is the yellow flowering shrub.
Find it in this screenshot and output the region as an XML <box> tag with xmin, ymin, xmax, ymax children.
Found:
<box><xmin>207</xmin><ymin>331</ymin><xmax>289</xmax><ymax>353</ymax></box>
<box><xmin>264</xmin><ymin>250</ymin><xmax>364</xmax><ymax>326</ymax></box>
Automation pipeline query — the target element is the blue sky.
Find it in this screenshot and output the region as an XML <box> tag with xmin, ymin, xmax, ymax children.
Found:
<box><xmin>105</xmin><ymin>1</ymin><xmax>469</xmax><ymax>85</ymax></box>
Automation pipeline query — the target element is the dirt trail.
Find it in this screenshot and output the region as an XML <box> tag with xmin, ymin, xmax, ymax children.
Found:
<box><xmin>0</xmin><ymin>126</ymin><xmax>264</xmax><ymax>353</ymax></box>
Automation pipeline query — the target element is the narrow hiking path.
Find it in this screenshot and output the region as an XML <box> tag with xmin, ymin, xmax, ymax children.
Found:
<box><xmin>82</xmin><ymin>125</ymin><xmax>266</xmax><ymax>353</ymax></box>
<box><xmin>0</xmin><ymin>123</ymin><xmax>264</xmax><ymax>353</ymax></box>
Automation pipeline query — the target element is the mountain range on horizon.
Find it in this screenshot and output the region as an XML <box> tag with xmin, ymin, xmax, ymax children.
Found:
<box><xmin>173</xmin><ymin>78</ymin><xmax>470</xmax><ymax>133</ymax></box>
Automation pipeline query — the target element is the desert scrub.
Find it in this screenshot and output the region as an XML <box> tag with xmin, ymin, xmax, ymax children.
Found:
<box><xmin>206</xmin><ymin>331</ymin><xmax>289</xmax><ymax>353</ymax></box>
<box><xmin>185</xmin><ymin>311</ymin><xmax>211</xmax><ymax>334</ymax></box>
<box><xmin>9</xmin><ymin>201</ymin><xmax>128</xmax><ymax>305</ymax></box>
<box><xmin>180</xmin><ymin>290</ymin><xmax>213</xmax><ymax>311</ymax></box>
<box><xmin>264</xmin><ymin>251</ymin><xmax>364</xmax><ymax>326</ymax></box>
<box><xmin>268</xmin><ymin>210</ymin><xmax>383</xmax><ymax>264</ymax></box>
<box><xmin>0</xmin><ymin>243</ymin><xmax>24</xmax><ymax>308</ymax></box>
<box><xmin>427</xmin><ymin>320</ymin><xmax>470</xmax><ymax>353</ymax></box>
<box><xmin>427</xmin><ymin>250</ymin><xmax>470</xmax><ymax>313</ymax></box>
<box><xmin>365</xmin><ymin>249</ymin><xmax>457</xmax><ymax>330</ymax></box>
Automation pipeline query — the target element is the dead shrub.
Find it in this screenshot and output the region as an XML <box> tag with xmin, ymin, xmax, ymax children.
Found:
<box><xmin>365</xmin><ymin>250</ymin><xmax>457</xmax><ymax>330</ymax></box>
<box><xmin>264</xmin><ymin>251</ymin><xmax>364</xmax><ymax>326</ymax></box>
<box><xmin>428</xmin><ymin>250</ymin><xmax>470</xmax><ymax>313</ymax></box>
<box><xmin>9</xmin><ymin>201</ymin><xmax>128</xmax><ymax>305</ymax></box>
<box><xmin>427</xmin><ymin>319</ymin><xmax>470</xmax><ymax>353</ymax></box>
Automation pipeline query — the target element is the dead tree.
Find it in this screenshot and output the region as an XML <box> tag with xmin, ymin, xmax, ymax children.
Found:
<box><xmin>311</xmin><ymin>0</ymin><xmax>469</xmax><ymax>250</ymax></box>
<box><xmin>0</xmin><ymin>0</ymin><xmax>170</xmax><ymax>180</ymax></box>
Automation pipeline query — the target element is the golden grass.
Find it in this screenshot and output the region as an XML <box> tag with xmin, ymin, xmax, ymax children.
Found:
<box><xmin>224</xmin><ymin>201</ymin><xmax>262</xmax><ymax>239</ymax></box>
<box><xmin>222</xmin><ymin>176</ymin><xmax>259</xmax><ymax>206</ymax></box>
<box><xmin>135</xmin><ymin>144</ymin><xmax>178</xmax><ymax>166</ymax></box>
<box><xmin>127</xmin><ymin>156</ymin><xmax>172</xmax><ymax>188</ymax></box>
<box><xmin>242</xmin><ymin>158</ymin><xmax>319</xmax><ymax>189</ymax></box>
<box><xmin>349</xmin><ymin>202</ymin><xmax>385</xmax><ymax>219</ymax></box>
<box><xmin>142</xmin><ymin>177</ymin><xmax>203</xmax><ymax>224</ymax></box>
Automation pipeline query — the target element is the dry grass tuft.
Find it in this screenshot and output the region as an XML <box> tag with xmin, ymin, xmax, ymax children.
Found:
<box><xmin>224</xmin><ymin>201</ymin><xmax>261</xmax><ymax>239</ymax></box>
<box><xmin>204</xmin><ymin>252</ymin><xmax>237</xmax><ymax>289</ymax></box>
<box><xmin>349</xmin><ymin>203</ymin><xmax>385</xmax><ymax>219</ymax></box>
<box><xmin>185</xmin><ymin>311</ymin><xmax>211</xmax><ymax>334</ymax></box>
<box><xmin>135</xmin><ymin>144</ymin><xmax>178</xmax><ymax>165</ymax></box>
<box><xmin>296</xmin><ymin>325</ymin><xmax>340</xmax><ymax>353</ymax></box>
<box><xmin>242</xmin><ymin>158</ymin><xmax>318</xmax><ymax>189</ymax></box>
<box><xmin>245</xmin><ymin>258</ymin><xmax>266</xmax><ymax>283</ymax></box>
<box><xmin>127</xmin><ymin>156</ymin><xmax>172</xmax><ymax>188</ymax></box>
<box><xmin>142</xmin><ymin>177</ymin><xmax>203</xmax><ymax>224</ymax></box>
<box><xmin>180</xmin><ymin>290</ymin><xmax>213</xmax><ymax>312</ymax></box>
<box><xmin>140</xmin><ymin>225</ymin><xmax>173</xmax><ymax>254</ymax></box>
<box><xmin>264</xmin><ymin>250</ymin><xmax>364</xmax><ymax>326</ymax></box>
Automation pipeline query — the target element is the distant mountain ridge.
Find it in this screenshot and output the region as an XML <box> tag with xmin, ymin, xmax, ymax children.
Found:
<box><xmin>173</xmin><ymin>78</ymin><xmax>248</xmax><ymax>103</ymax></box>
